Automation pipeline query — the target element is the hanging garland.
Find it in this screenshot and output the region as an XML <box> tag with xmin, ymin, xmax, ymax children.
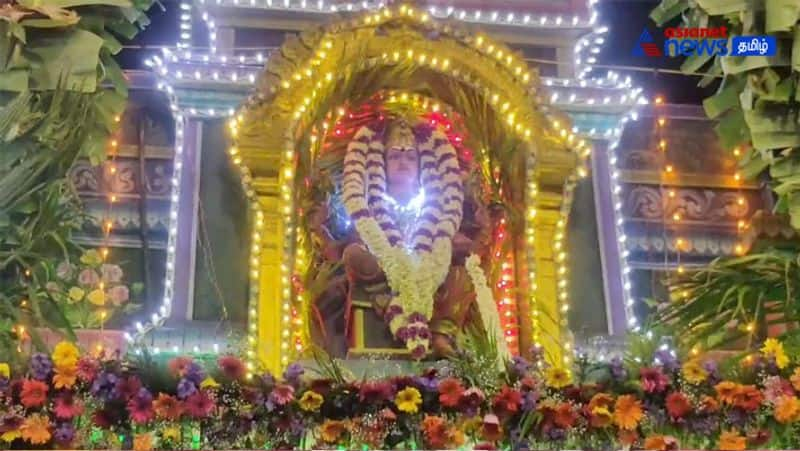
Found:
<box><xmin>342</xmin><ymin>121</ymin><xmax>508</xmax><ymax>359</ymax></box>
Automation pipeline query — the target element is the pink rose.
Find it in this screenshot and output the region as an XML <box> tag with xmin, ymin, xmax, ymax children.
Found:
<box><xmin>78</xmin><ymin>269</ymin><xmax>100</xmax><ymax>287</ymax></box>
<box><xmin>100</xmin><ymin>264</ymin><xmax>123</xmax><ymax>283</ymax></box>
<box><xmin>108</xmin><ymin>285</ymin><xmax>129</xmax><ymax>305</ymax></box>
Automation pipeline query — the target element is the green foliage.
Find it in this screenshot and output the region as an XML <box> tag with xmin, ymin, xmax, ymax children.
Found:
<box><xmin>652</xmin><ymin>0</ymin><xmax>800</xmax><ymax>227</ymax></box>
<box><xmin>0</xmin><ymin>0</ymin><xmax>154</xmax><ymax>357</ymax></box>
<box><xmin>659</xmin><ymin>251</ymin><xmax>800</xmax><ymax>350</ymax></box>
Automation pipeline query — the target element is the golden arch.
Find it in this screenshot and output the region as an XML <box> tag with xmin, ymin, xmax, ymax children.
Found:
<box><xmin>230</xmin><ymin>5</ymin><xmax>584</xmax><ymax>375</ymax></box>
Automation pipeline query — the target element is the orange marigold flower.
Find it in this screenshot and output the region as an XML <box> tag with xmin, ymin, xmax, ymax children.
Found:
<box><xmin>319</xmin><ymin>420</ymin><xmax>347</xmax><ymax>443</ymax></box>
<box><xmin>774</xmin><ymin>395</ymin><xmax>800</xmax><ymax>424</ymax></box>
<box><xmin>718</xmin><ymin>430</ymin><xmax>746</xmax><ymax>451</ymax></box>
<box><xmin>447</xmin><ymin>427</ymin><xmax>466</xmax><ymax>447</ymax></box>
<box><xmin>613</xmin><ymin>395</ymin><xmax>643</xmax><ymax>430</ymax></box>
<box><xmin>133</xmin><ymin>432</ymin><xmax>153</xmax><ymax>451</ymax></box>
<box><xmin>644</xmin><ymin>434</ymin><xmax>679</xmax><ymax>450</ymax></box>
<box><xmin>422</xmin><ymin>415</ymin><xmax>448</xmax><ymax>449</ymax></box>
<box><xmin>699</xmin><ymin>395</ymin><xmax>719</xmax><ymax>414</ymax></box>
<box><xmin>588</xmin><ymin>392</ymin><xmax>614</xmax><ymax>410</ymax></box>
<box><xmin>20</xmin><ymin>379</ymin><xmax>48</xmax><ymax>408</ymax></box>
<box><xmin>791</xmin><ymin>368</ymin><xmax>800</xmax><ymax>392</ymax></box>
<box><xmin>20</xmin><ymin>414</ymin><xmax>50</xmax><ymax>445</ymax></box>
<box><xmin>733</xmin><ymin>384</ymin><xmax>763</xmax><ymax>412</ymax></box>
<box><xmin>553</xmin><ymin>402</ymin><xmax>577</xmax><ymax>428</ymax></box>
<box><xmin>153</xmin><ymin>393</ymin><xmax>183</xmax><ymax>420</ymax></box>
<box><xmin>715</xmin><ymin>381</ymin><xmax>740</xmax><ymax>405</ymax></box>
<box><xmin>53</xmin><ymin>364</ymin><xmax>77</xmax><ymax>389</ymax></box>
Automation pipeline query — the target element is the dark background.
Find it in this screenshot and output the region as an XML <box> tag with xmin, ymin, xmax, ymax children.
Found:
<box><xmin>120</xmin><ymin>0</ymin><xmax>715</xmax><ymax>106</ymax></box>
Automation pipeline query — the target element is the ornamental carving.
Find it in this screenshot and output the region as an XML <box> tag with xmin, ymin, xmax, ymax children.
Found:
<box><xmin>624</xmin><ymin>185</ymin><xmax>752</xmax><ymax>223</ymax></box>
<box><xmin>69</xmin><ymin>159</ymin><xmax>173</xmax><ymax>198</ymax></box>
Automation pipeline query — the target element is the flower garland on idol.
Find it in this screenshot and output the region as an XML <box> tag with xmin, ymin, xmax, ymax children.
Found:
<box><xmin>342</xmin><ymin>121</ymin><xmax>508</xmax><ymax>359</ymax></box>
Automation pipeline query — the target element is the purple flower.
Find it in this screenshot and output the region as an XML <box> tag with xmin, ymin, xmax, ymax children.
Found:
<box><xmin>545</xmin><ymin>427</ymin><xmax>566</xmax><ymax>441</ymax></box>
<box><xmin>654</xmin><ymin>349</ymin><xmax>680</xmax><ymax>373</ymax></box>
<box><xmin>521</xmin><ymin>391</ymin><xmax>540</xmax><ymax>412</ymax></box>
<box><xmin>411</xmin><ymin>345</ymin><xmax>427</xmax><ymax>360</ymax></box>
<box><xmin>30</xmin><ymin>353</ymin><xmax>53</xmax><ymax>380</ymax></box>
<box><xmin>177</xmin><ymin>378</ymin><xmax>198</xmax><ymax>399</ymax></box>
<box><xmin>512</xmin><ymin>356</ymin><xmax>531</xmax><ymax>377</ymax></box>
<box><xmin>183</xmin><ymin>362</ymin><xmax>206</xmax><ymax>385</ymax></box>
<box><xmin>261</xmin><ymin>371</ymin><xmax>276</xmax><ymax>388</ymax></box>
<box><xmin>396</xmin><ymin>326</ymin><xmax>411</xmax><ymax>342</ymax></box>
<box><xmin>689</xmin><ymin>416</ymin><xmax>718</xmax><ymax>435</ymax></box>
<box><xmin>609</xmin><ymin>357</ymin><xmax>627</xmax><ymax>381</ymax></box>
<box><xmin>414</xmin><ymin>371</ymin><xmax>438</xmax><ymax>391</ymax></box>
<box><xmin>53</xmin><ymin>423</ymin><xmax>75</xmax><ymax>444</ymax></box>
<box><xmin>407</xmin><ymin>312</ymin><xmax>427</xmax><ymax>323</ymax></box>
<box><xmin>282</xmin><ymin>363</ymin><xmax>304</xmax><ymax>385</ymax></box>
<box><xmin>727</xmin><ymin>408</ymin><xmax>749</xmax><ymax>428</ymax></box>
<box><xmin>91</xmin><ymin>371</ymin><xmax>119</xmax><ymax>402</ymax></box>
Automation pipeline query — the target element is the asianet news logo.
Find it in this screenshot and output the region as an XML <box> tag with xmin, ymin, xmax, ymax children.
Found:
<box><xmin>633</xmin><ymin>26</ymin><xmax>776</xmax><ymax>57</ymax></box>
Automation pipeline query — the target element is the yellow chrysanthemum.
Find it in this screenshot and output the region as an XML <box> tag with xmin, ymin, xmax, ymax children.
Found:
<box><xmin>200</xmin><ymin>377</ymin><xmax>220</xmax><ymax>389</ymax></box>
<box><xmin>87</xmin><ymin>289</ymin><xmax>106</xmax><ymax>306</ymax></box>
<box><xmin>1</xmin><ymin>429</ymin><xmax>20</xmax><ymax>443</ymax></box>
<box><xmin>68</xmin><ymin>287</ymin><xmax>85</xmax><ymax>303</ymax></box>
<box><xmin>395</xmin><ymin>386</ymin><xmax>422</xmax><ymax>413</ymax></box>
<box><xmin>51</xmin><ymin>341</ymin><xmax>80</xmax><ymax>368</ymax></box>
<box><xmin>53</xmin><ymin>364</ymin><xmax>78</xmax><ymax>389</ymax></box>
<box><xmin>0</xmin><ymin>363</ymin><xmax>10</xmax><ymax>379</ymax></box>
<box><xmin>761</xmin><ymin>338</ymin><xmax>789</xmax><ymax>369</ymax></box>
<box><xmin>299</xmin><ymin>390</ymin><xmax>324</xmax><ymax>412</ymax></box>
<box><xmin>681</xmin><ymin>359</ymin><xmax>708</xmax><ymax>384</ymax></box>
<box><xmin>161</xmin><ymin>425</ymin><xmax>181</xmax><ymax>442</ymax></box>
<box><xmin>544</xmin><ymin>367</ymin><xmax>572</xmax><ymax>389</ymax></box>
<box><xmin>80</xmin><ymin>250</ymin><xmax>102</xmax><ymax>266</ymax></box>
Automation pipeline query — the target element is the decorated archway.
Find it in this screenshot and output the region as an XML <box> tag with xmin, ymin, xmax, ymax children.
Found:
<box><xmin>228</xmin><ymin>5</ymin><xmax>587</xmax><ymax>375</ymax></box>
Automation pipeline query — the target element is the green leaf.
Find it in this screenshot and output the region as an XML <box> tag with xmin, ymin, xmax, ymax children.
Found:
<box><xmin>650</xmin><ymin>0</ymin><xmax>690</xmax><ymax>26</ymax></box>
<box><xmin>789</xmin><ymin>192</ymin><xmax>800</xmax><ymax>229</ymax></box>
<box><xmin>765</xmin><ymin>0</ymin><xmax>800</xmax><ymax>33</ymax></box>
<box><xmin>714</xmin><ymin>109</ymin><xmax>750</xmax><ymax>149</ymax></box>
<box><xmin>100</xmin><ymin>53</ymin><xmax>127</xmax><ymax>96</ymax></box>
<box><xmin>24</xmin><ymin>29</ymin><xmax>103</xmax><ymax>92</ymax></box>
<box><xmin>702</xmin><ymin>76</ymin><xmax>745</xmax><ymax>118</ymax></box>
<box><xmin>695</xmin><ymin>0</ymin><xmax>755</xmax><ymax>15</ymax></box>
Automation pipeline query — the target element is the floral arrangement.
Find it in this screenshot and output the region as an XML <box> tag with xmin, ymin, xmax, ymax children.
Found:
<box><xmin>3</xmin><ymin>337</ymin><xmax>800</xmax><ymax>450</ymax></box>
<box><xmin>342</xmin><ymin>121</ymin><xmax>506</xmax><ymax>359</ymax></box>
<box><xmin>47</xmin><ymin>250</ymin><xmax>140</xmax><ymax>329</ymax></box>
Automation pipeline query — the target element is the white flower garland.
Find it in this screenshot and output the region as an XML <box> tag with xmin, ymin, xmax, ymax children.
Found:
<box><xmin>342</xmin><ymin>123</ymin><xmax>505</xmax><ymax>358</ymax></box>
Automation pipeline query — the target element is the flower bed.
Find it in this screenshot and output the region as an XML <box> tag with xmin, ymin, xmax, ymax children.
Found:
<box><xmin>1</xmin><ymin>339</ymin><xmax>800</xmax><ymax>450</ymax></box>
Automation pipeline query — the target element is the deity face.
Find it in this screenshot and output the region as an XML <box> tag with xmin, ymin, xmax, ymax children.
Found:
<box><xmin>385</xmin><ymin>145</ymin><xmax>420</xmax><ymax>203</ymax></box>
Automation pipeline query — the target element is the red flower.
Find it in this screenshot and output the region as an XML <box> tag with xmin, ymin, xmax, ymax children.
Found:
<box><xmin>77</xmin><ymin>357</ymin><xmax>100</xmax><ymax>383</ymax></box>
<box><xmin>520</xmin><ymin>376</ymin><xmax>537</xmax><ymax>391</ymax></box>
<box><xmin>127</xmin><ymin>392</ymin><xmax>155</xmax><ymax>424</ymax></box>
<box><xmin>733</xmin><ymin>385</ymin><xmax>763</xmax><ymax>412</ymax></box>
<box><xmin>480</xmin><ymin>414</ymin><xmax>503</xmax><ymax>442</ymax></box>
<box><xmin>217</xmin><ymin>355</ymin><xmax>245</xmax><ymax>380</ymax></box>
<box><xmin>640</xmin><ymin>367</ymin><xmax>669</xmax><ymax>393</ymax></box>
<box><xmin>20</xmin><ymin>379</ymin><xmax>48</xmax><ymax>408</ymax></box>
<box><xmin>492</xmin><ymin>385</ymin><xmax>522</xmax><ymax>417</ymax></box>
<box><xmin>553</xmin><ymin>402</ymin><xmax>577</xmax><ymax>428</ymax></box>
<box><xmin>153</xmin><ymin>393</ymin><xmax>183</xmax><ymax>420</ymax></box>
<box><xmin>184</xmin><ymin>391</ymin><xmax>215</xmax><ymax>419</ymax></box>
<box><xmin>92</xmin><ymin>409</ymin><xmax>115</xmax><ymax>429</ymax></box>
<box><xmin>665</xmin><ymin>392</ymin><xmax>692</xmax><ymax>420</ymax></box>
<box><xmin>168</xmin><ymin>356</ymin><xmax>193</xmax><ymax>377</ymax></box>
<box><xmin>359</xmin><ymin>380</ymin><xmax>393</xmax><ymax>403</ymax></box>
<box><xmin>54</xmin><ymin>393</ymin><xmax>84</xmax><ymax>419</ymax></box>
<box><xmin>310</xmin><ymin>378</ymin><xmax>333</xmax><ymax>396</ymax></box>
<box><xmin>438</xmin><ymin>378</ymin><xmax>465</xmax><ymax>408</ymax></box>
<box><xmin>459</xmin><ymin>387</ymin><xmax>485</xmax><ymax>413</ymax></box>
<box><xmin>114</xmin><ymin>376</ymin><xmax>142</xmax><ymax>401</ymax></box>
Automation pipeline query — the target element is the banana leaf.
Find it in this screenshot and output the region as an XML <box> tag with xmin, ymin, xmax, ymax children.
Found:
<box><xmin>22</xmin><ymin>29</ymin><xmax>103</xmax><ymax>92</ymax></box>
<box><xmin>649</xmin><ymin>0</ymin><xmax>690</xmax><ymax>26</ymax></box>
<box><xmin>714</xmin><ymin>109</ymin><xmax>750</xmax><ymax>149</ymax></box>
<box><xmin>695</xmin><ymin>0</ymin><xmax>759</xmax><ymax>15</ymax></box>
<box><xmin>766</xmin><ymin>0</ymin><xmax>800</xmax><ymax>33</ymax></box>
<box><xmin>16</xmin><ymin>0</ymin><xmax>132</xmax><ymax>8</ymax></box>
<box><xmin>702</xmin><ymin>76</ymin><xmax>745</xmax><ymax>118</ymax></box>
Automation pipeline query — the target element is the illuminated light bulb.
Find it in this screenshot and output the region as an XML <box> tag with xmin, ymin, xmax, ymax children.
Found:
<box><xmin>665</xmin><ymin>165</ymin><xmax>673</xmax><ymax>173</ymax></box>
<box><xmin>675</xmin><ymin>238</ymin><xmax>684</xmax><ymax>247</ymax></box>
<box><xmin>668</xmin><ymin>190</ymin><xmax>676</xmax><ymax>198</ymax></box>
<box><xmin>677</xmin><ymin>265</ymin><xmax>685</xmax><ymax>274</ymax></box>
<box><xmin>735</xmin><ymin>244</ymin><xmax>744</xmax><ymax>254</ymax></box>
<box><xmin>738</xmin><ymin>219</ymin><xmax>746</xmax><ymax>229</ymax></box>
<box><xmin>746</xmin><ymin>322</ymin><xmax>755</xmax><ymax>332</ymax></box>
<box><xmin>672</xmin><ymin>213</ymin><xmax>681</xmax><ymax>221</ymax></box>
<box><xmin>734</xmin><ymin>172</ymin><xmax>741</xmax><ymax>181</ymax></box>
<box><xmin>737</xmin><ymin>197</ymin><xmax>744</xmax><ymax>205</ymax></box>
<box><xmin>658</xmin><ymin>117</ymin><xmax>666</xmax><ymax>127</ymax></box>
<box><xmin>654</xmin><ymin>96</ymin><xmax>664</xmax><ymax>104</ymax></box>
<box><xmin>659</xmin><ymin>139</ymin><xmax>667</xmax><ymax>150</ymax></box>
<box><xmin>733</xmin><ymin>147</ymin><xmax>741</xmax><ymax>157</ymax></box>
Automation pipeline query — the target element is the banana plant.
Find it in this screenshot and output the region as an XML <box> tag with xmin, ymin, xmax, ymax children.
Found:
<box><xmin>0</xmin><ymin>0</ymin><xmax>155</xmax><ymax>355</ymax></box>
<box><xmin>651</xmin><ymin>0</ymin><xmax>800</xmax><ymax>227</ymax></box>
